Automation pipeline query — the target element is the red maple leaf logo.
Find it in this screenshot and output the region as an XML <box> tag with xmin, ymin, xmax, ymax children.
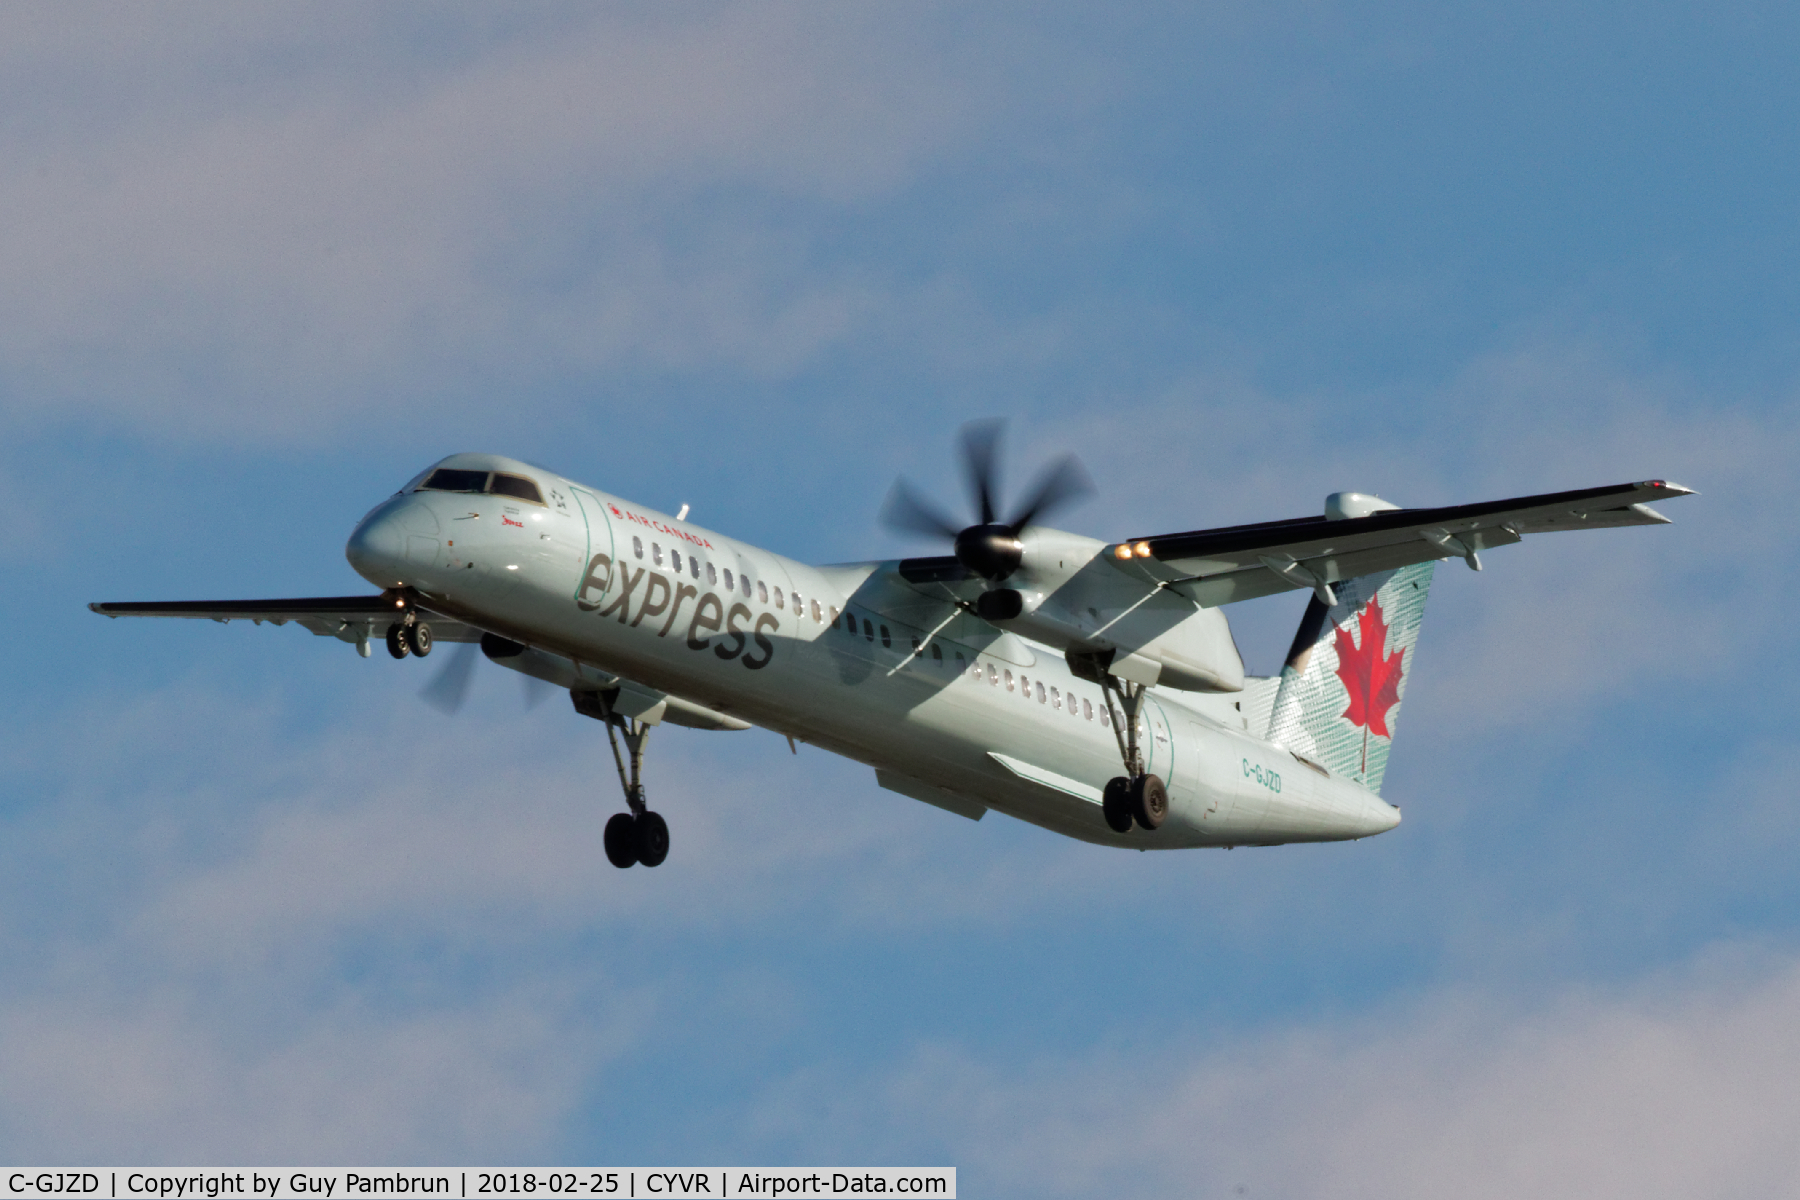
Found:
<box><xmin>1333</xmin><ymin>597</ymin><xmax>1405</xmax><ymax>738</ymax></box>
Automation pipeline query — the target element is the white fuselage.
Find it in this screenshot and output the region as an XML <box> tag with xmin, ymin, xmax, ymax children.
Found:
<box><xmin>347</xmin><ymin>454</ymin><xmax>1401</xmax><ymax>850</ymax></box>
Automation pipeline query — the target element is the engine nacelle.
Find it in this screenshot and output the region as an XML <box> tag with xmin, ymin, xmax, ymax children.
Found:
<box><xmin>1001</xmin><ymin>528</ymin><xmax>1247</xmax><ymax>693</ymax></box>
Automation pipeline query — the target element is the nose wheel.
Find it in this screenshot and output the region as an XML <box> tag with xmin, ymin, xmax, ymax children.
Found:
<box><xmin>385</xmin><ymin>615</ymin><xmax>432</xmax><ymax>658</ymax></box>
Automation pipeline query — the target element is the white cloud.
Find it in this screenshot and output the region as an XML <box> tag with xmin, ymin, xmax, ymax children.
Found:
<box><xmin>0</xmin><ymin>669</ymin><xmax>1179</xmax><ymax>1158</ymax></box>
<box><xmin>0</xmin><ymin>7</ymin><xmax>979</xmax><ymax>441</ymax></box>
<box><xmin>749</xmin><ymin>943</ymin><xmax>1800</xmax><ymax>1199</ymax></box>
<box><xmin>0</xmin><ymin>983</ymin><xmax>633</xmax><ymax>1164</ymax></box>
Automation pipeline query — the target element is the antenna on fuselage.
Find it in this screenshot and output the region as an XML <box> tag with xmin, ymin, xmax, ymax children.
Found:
<box><xmin>676</xmin><ymin>504</ymin><xmax>690</xmax><ymax>521</ymax></box>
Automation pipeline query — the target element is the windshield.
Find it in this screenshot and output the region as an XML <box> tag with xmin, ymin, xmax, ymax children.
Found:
<box><xmin>419</xmin><ymin>468</ymin><xmax>489</xmax><ymax>493</ymax></box>
<box><xmin>416</xmin><ymin>468</ymin><xmax>547</xmax><ymax>505</ymax></box>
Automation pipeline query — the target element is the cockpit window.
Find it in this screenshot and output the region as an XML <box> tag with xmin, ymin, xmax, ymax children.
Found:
<box><xmin>488</xmin><ymin>473</ymin><xmax>545</xmax><ymax>505</ymax></box>
<box><xmin>419</xmin><ymin>468</ymin><xmax>489</xmax><ymax>493</ymax></box>
<box><xmin>416</xmin><ymin>468</ymin><xmax>547</xmax><ymax>506</ymax></box>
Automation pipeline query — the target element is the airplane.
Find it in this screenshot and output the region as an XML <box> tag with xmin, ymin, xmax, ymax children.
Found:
<box><xmin>90</xmin><ymin>423</ymin><xmax>1693</xmax><ymax>869</ymax></box>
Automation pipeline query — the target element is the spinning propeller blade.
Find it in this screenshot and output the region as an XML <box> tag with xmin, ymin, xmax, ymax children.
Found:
<box><xmin>880</xmin><ymin>478</ymin><xmax>963</xmax><ymax>540</ymax></box>
<box><xmin>961</xmin><ymin>418</ymin><xmax>1004</xmax><ymax>527</ymax></box>
<box><xmin>881</xmin><ymin>419</ymin><xmax>1092</xmax><ymax>583</ymax></box>
<box><xmin>1005</xmin><ymin>453</ymin><xmax>1093</xmax><ymax>534</ymax></box>
<box><xmin>421</xmin><ymin>639</ymin><xmax>480</xmax><ymax>714</ymax></box>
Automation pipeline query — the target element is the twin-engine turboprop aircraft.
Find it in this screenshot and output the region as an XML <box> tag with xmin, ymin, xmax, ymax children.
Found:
<box><xmin>92</xmin><ymin>425</ymin><xmax>1691</xmax><ymax>868</ymax></box>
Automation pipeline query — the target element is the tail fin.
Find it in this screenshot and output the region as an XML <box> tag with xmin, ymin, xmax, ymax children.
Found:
<box><xmin>1265</xmin><ymin>562</ymin><xmax>1435</xmax><ymax>793</ymax></box>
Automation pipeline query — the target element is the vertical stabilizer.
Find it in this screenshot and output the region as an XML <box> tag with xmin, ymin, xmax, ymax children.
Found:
<box><xmin>1265</xmin><ymin>563</ymin><xmax>1435</xmax><ymax>793</ymax></box>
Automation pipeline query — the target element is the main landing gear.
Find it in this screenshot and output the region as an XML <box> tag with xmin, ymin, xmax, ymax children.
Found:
<box><xmin>1090</xmin><ymin>671</ymin><xmax>1167</xmax><ymax>836</ymax></box>
<box><xmin>572</xmin><ymin>689</ymin><xmax>671</xmax><ymax>869</ymax></box>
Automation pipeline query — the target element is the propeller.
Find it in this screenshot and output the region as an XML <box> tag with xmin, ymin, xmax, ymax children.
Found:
<box><xmin>421</xmin><ymin>639</ymin><xmax>480</xmax><ymax>714</ymax></box>
<box><xmin>420</xmin><ymin>634</ymin><xmax>558</xmax><ymax>715</ymax></box>
<box><xmin>881</xmin><ymin>418</ymin><xmax>1093</xmax><ymax>584</ymax></box>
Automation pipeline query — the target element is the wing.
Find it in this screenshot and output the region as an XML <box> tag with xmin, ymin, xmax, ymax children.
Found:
<box><xmin>1113</xmin><ymin>479</ymin><xmax>1694</xmax><ymax>607</ymax></box>
<box><xmin>88</xmin><ymin>595</ymin><xmax>482</xmax><ymax>646</ymax></box>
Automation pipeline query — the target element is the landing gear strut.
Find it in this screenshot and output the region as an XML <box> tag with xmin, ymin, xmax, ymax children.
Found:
<box><xmin>575</xmin><ymin>689</ymin><xmax>671</xmax><ymax>869</ymax></box>
<box><xmin>1092</xmin><ymin>669</ymin><xmax>1167</xmax><ymax>834</ymax></box>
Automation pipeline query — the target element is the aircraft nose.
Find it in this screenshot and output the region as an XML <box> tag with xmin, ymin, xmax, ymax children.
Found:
<box><xmin>345</xmin><ymin>508</ymin><xmax>406</xmax><ymax>586</ymax></box>
<box><xmin>348</xmin><ymin>498</ymin><xmax>444</xmax><ymax>587</ymax></box>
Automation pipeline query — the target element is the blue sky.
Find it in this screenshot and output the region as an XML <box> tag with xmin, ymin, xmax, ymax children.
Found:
<box><xmin>3</xmin><ymin>3</ymin><xmax>1798</xmax><ymax>1194</ymax></box>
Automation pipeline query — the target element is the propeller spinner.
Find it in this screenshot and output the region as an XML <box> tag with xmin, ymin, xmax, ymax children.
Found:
<box><xmin>881</xmin><ymin>419</ymin><xmax>1093</xmax><ymax>588</ymax></box>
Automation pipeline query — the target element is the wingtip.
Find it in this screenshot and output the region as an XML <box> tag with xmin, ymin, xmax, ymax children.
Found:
<box><xmin>1645</xmin><ymin>479</ymin><xmax>1698</xmax><ymax>497</ymax></box>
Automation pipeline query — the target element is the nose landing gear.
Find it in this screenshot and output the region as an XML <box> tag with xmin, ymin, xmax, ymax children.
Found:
<box><xmin>384</xmin><ymin>610</ymin><xmax>432</xmax><ymax>658</ymax></box>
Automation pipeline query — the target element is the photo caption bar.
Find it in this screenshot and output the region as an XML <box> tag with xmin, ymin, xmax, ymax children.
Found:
<box><xmin>3</xmin><ymin>1172</ymin><xmax>954</xmax><ymax>1200</ymax></box>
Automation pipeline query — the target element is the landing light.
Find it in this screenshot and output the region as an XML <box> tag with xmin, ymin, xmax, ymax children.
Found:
<box><xmin>1114</xmin><ymin>544</ymin><xmax>1132</xmax><ymax>560</ymax></box>
<box><xmin>1134</xmin><ymin>541</ymin><xmax>1153</xmax><ymax>558</ymax></box>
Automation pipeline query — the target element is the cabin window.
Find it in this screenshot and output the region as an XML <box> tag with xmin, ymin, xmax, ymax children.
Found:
<box><xmin>633</xmin><ymin>537</ymin><xmax>644</xmax><ymax>560</ymax></box>
<box><xmin>1004</xmin><ymin>669</ymin><xmax>1014</xmax><ymax>692</ymax></box>
<box><xmin>689</xmin><ymin>555</ymin><xmax>700</xmax><ymax>578</ymax></box>
<box><xmin>1100</xmin><ymin>706</ymin><xmax>1112</xmax><ymax>728</ymax></box>
<box><xmin>931</xmin><ymin>643</ymin><xmax>943</xmax><ymax>663</ymax></box>
<box><xmin>988</xmin><ymin>663</ymin><xmax>999</xmax><ymax>685</ymax></box>
<box><xmin>1036</xmin><ymin>681</ymin><xmax>1047</xmax><ymax>703</ymax></box>
<box><xmin>1019</xmin><ymin>675</ymin><xmax>1029</xmax><ymax>698</ymax></box>
<box><xmin>706</xmin><ymin>562</ymin><xmax>718</xmax><ymax>586</ymax></box>
<box><xmin>880</xmin><ymin>625</ymin><xmax>891</xmax><ymax>648</ymax></box>
<box><xmin>723</xmin><ymin>568</ymin><xmax>734</xmax><ymax>590</ymax></box>
<box><xmin>910</xmin><ymin>637</ymin><xmax>921</xmax><ymax>656</ymax></box>
<box><xmin>420</xmin><ymin>468</ymin><xmax>489</xmax><ymax>494</ymax></box>
<box><xmin>488</xmin><ymin>473</ymin><xmax>546</xmax><ymax>505</ymax></box>
<box><xmin>845</xmin><ymin>612</ymin><xmax>857</xmax><ymax>633</ymax></box>
<box><xmin>757</xmin><ymin>581</ymin><xmax>768</xmax><ymax>604</ymax></box>
<box><xmin>652</xmin><ymin>543</ymin><xmax>664</xmax><ymax>567</ymax></box>
<box><xmin>811</xmin><ymin>599</ymin><xmax>822</xmax><ymax>622</ymax></box>
<box><xmin>773</xmin><ymin>588</ymin><xmax>785</xmax><ymax>610</ymax></box>
<box><xmin>1050</xmin><ymin>686</ymin><xmax>1060</xmax><ymax>709</ymax></box>
<box><xmin>669</xmin><ymin>551</ymin><xmax>681</xmax><ymax>575</ymax></box>
<box><xmin>1082</xmin><ymin>698</ymin><xmax>1093</xmax><ymax>721</ymax></box>
<box><xmin>829</xmin><ymin>605</ymin><xmax>839</xmax><ymax>623</ymax></box>
<box><xmin>792</xmin><ymin>590</ymin><xmax>803</xmax><ymax>616</ymax></box>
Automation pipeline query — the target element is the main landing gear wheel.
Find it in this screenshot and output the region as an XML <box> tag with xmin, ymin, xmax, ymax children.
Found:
<box><xmin>601</xmin><ymin>810</ymin><xmax>672</xmax><ymax>870</ymax></box>
<box><xmin>634</xmin><ymin>811</ymin><xmax>670</xmax><ymax>867</ymax></box>
<box><xmin>1131</xmin><ymin>773</ymin><xmax>1168</xmax><ymax>830</ymax></box>
<box><xmin>385</xmin><ymin>623</ymin><xmax>410</xmax><ymax>659</ymax></box>
<box><xmin>577</xmin><ymin>688</ymin><xmax>673</xmax><ymax>870</ymax></box>
<box><xmin>1102</xmin><ymin>777</ymin><xmax>1135</xmax><ymax>834</ymax></box>
<box><xmin>604</xmin><ymin>812</ymin><xmax>639</xmax><ymax>868</ymax></box>
<box><xmin>405</xmin><ymin>621</ymin><xmax>433</xmax><ymax>657</ymax></box>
